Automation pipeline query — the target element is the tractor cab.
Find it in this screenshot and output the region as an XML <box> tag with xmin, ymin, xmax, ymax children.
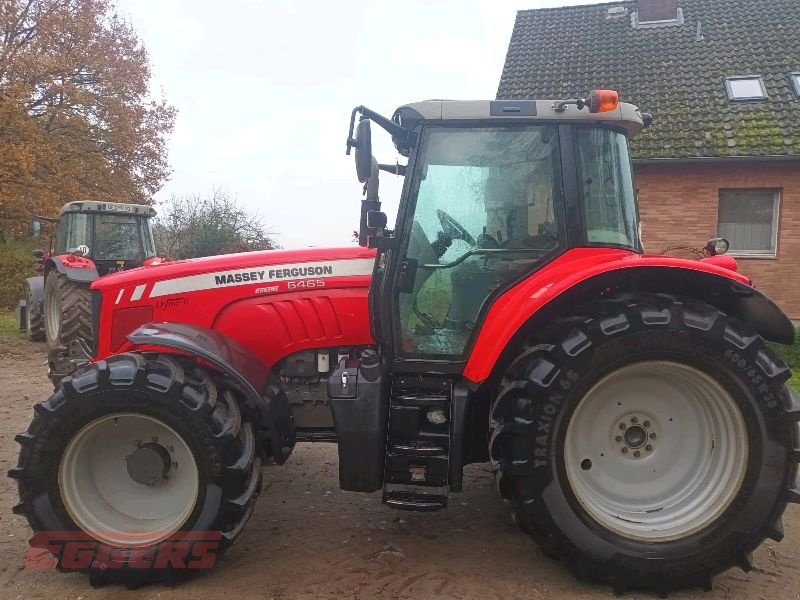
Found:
<box><xmin>347</xmin><ymin>91</ymin><xmax>647</xmax><ymax>361</ymax></box>
<box><xmin>55</xmin><ymin>201</ymin><xmax>157</xmax><ymax>275</ymax></box>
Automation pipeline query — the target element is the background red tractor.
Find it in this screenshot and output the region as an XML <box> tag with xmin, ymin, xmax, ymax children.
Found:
<box><xmin>10</xmin><ymin>92</ymin><xmax>798</xmax><ymax>594</ymax></box>
<box><xmin>17</xmin><ymin>201</ymin><xmax>163</xmax><ymax>382</ymax></box>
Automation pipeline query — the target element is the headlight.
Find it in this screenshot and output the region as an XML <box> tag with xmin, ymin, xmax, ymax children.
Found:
<box><xmin>705</xmin><ymin>238</ymin><xmax>729</xmax><ymax>256</ymax></box>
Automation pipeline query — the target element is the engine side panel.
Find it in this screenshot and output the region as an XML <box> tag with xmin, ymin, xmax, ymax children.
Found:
<box><xmin>213</xmin><ymin>288</ymin><xmax>374</xmax><ymax>367</ymax></box>
<box><xmin>94</xmin><ymin>249</ymin><xmax>376</xmax><ymax>367</ymax></box>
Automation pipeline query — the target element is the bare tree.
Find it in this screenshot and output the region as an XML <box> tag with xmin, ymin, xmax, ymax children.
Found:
<box><xmin>153</xmin><ymin>189</ymin><xmax>278</xmax><ymax>259</ymax></box>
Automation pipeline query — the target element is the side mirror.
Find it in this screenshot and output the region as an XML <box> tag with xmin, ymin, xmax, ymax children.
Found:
<box><xmin>354</xmin><ymin>119</ymin><xmax>373</xmax><ymax>184</ymax></box>
<box><xmin>32</xmin><ymin>249</ymin><xmax>44</xmax><ymax>259</ymax></box>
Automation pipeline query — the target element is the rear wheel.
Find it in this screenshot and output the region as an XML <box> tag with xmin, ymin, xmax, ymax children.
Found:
<box><xmin>10</xmin><ymin>353</ymin><xmax>261</xmax><ymax>585</ymax></box>
<box><xmin>44</xmin><ymin>271</ymin><xmax>93</xmax><ymax>350</ymax></box>
<box><xmin>490</xmin><ymin>293</ymin><xmax>799</xmax><ymax>595</ymax></box>
<box><xmin>25</xmin><ymin>282</ymin><xmax>45</xmax><ymax>341</ymax></box>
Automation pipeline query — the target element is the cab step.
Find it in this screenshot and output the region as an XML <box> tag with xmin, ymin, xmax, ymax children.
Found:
<box><xmin>388</xmin><ymin>441</ymin><xmax>447</xmax><ymax>456</ymax></box>
<box><xmin>383</xmin><ymin>489</ymin><xmax>447</xmax><ymax>511</ymax></box>
<box><xmin>382</xmin><ymin>375</ymin><xmax>463</xmax><ymax>511</ymax></box>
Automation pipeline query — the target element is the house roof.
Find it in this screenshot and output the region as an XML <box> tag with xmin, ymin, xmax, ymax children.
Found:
<box><xmin>497</xmin><ymin>0</ymin><xmax>800</xmax><ymax>159</ymax></box>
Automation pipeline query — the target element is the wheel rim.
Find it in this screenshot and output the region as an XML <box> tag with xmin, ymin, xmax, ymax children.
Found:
<box><xmin>44</xmin><ymin>280</ymin><xmax>60</xmax><ymax>343</ymax></box>
<box><xmin>25</xmin><ymin>287</ymin><xmax>34</xmax><ymax>331</ymax></box>
<box><xmin>564</xmin><ymin>361</ymin><xmax>749</xmax><ymax>542</ymax></box>
<box><xmin>59</xmin><ymin>413</ymin><xmax>199</xmax><ymax>547</ymax></box>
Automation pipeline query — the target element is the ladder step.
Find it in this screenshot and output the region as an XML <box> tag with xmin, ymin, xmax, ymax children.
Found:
<box><xmin>383</xmin><ymin>490</ymin><xmax>447</xmax><ymax>512</ymax></box>
<box><xmin>391</xmin><ymin>394</ymin><xmax>449</xmax><ymax>407</ymax></box>
<box><xmin>389</xmin><ymin>441</ymin><xmax>447</xmax><ymax>456</ymax></box>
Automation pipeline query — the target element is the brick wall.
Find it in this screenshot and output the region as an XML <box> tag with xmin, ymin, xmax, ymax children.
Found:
<box><xmin>634</xmin><ymin>161</ymin><xmax>800</xmax><ymax>319</ymax></box>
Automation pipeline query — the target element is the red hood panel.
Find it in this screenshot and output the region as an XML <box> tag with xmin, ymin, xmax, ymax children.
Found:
<box><xmin>92</xmin><ymin>246</ymin><xmax>376</xmax><ymax>291</ymax></box>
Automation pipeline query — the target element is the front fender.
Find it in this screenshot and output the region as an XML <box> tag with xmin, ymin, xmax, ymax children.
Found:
<box><xmin>48</xmin><ymin>255</ymin><xmax>99</xmax><ymax>283</ymax></box>
<box><xmin>126</xmin><ymin>322</ymin><xmax>295</xmax><ymax>463</ymax></box>
<box><xmin>463</xmin><ymin>248</ymin><xmax>795</xmax><ymax>384</ymax></box>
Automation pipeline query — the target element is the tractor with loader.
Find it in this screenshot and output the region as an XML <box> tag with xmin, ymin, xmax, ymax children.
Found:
<box><xmin>17</xmin><ymin>201</ymin><xmax>163</xmax><ymax>383</ymax></box>
<box><xmin>9</xmin><ymin>90</ymin><xmax>799</xmax><ymax>594</ymax></box>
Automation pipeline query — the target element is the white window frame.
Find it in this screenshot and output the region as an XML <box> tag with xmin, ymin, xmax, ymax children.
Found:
<box><xmin>634</xmin><ymin>7</ymin><xmax>684</xmax><ymax>27</ymax></box>
<box><xmin>724</xmin><ymin>75</ymin><xmax>768</xmax><ymax>101</ymax></box>
<box><xmin>717</xmin><ymin>189</ymin><xmax>780</xmax><ymax>259</ymax></box>
<box><xmin>791</xmin><ymin>73</ymin><xmax>800</xmax><ymax>98</ymax></box>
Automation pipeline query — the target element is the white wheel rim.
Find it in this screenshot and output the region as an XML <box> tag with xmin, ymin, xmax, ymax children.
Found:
<box><xmin>564</xmin><ymin>361</ymin><xmax>748</xmax><ymax>542</ymax></box>
<box><xmin>44</xmin><ymin>281</ymin><xmax>60</xmax><ymax>342</ymax></box>
<box><xmin>59</xmin><ymin>413</ymin><xmax>199</xmax><ymax>547</ymax></box>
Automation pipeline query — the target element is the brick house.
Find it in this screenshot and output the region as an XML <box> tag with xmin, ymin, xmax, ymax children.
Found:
<box><xmin>497</xmin><ymin>0</ymin><xmax>800</xmax><ymax>318</ymax></box>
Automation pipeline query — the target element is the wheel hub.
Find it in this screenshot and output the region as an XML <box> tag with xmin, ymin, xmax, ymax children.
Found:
<box><xmin>126</xmin><ymin>442</ymin><xmax>172</xmax><ymax>485</ymax></box>
<box><xmin>614</xmin><ymin>414</ymin><xmax>656</xmax><ymax>459</ymax></box>
<box><xmin>623</xmin><ymin>425</ymin><xmax>647</xmax><ymax>448</ymax></box>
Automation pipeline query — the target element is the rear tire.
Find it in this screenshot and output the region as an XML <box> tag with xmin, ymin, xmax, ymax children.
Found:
<box><xmin>490</xmin><ymin>293</ymin><xmax>799</xmax><ymax>595</ymax></box>
<box><xmin>25</xmin><ymin>282</ymin><xmax>45</xmax><ymax>342</ymax></box>
<box><xmin>44</xmin><ymin>271</ymin><xmax>93</xmax><ymax>350</ymax></box>
<box><xmin>10</xmin><ymin>353</ymin><xmax>261</xmax><ymax>585</ymax></box>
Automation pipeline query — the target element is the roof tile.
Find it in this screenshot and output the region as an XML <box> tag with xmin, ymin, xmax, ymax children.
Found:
<box><xmin>497</xmin><ymin>0</ymin><xmax>800</xmax><ymax>159</ymax></box>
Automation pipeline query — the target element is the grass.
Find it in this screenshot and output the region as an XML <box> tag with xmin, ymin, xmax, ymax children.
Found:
<box><xmin>0</xmin><ymin>307</ymin><xmax>21</xmax><ymax>337</ymax></box>
<box><xmin>768</xmin><ymin>326</ymin><xmax>800</xmax><ymax>391</ymax></box>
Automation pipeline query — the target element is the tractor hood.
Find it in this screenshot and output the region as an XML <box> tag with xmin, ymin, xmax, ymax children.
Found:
<box><xmin>92</xmin><ymin>246</ymin><xmax>377</xmax><ymax>292</ymax></box>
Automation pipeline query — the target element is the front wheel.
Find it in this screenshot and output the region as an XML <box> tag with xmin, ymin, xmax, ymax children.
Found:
<box><xmin>44</xmin><ymin>271</ymin><xmax>93</xmax><ymax>350</ymax></box>
<box><xmin>491</xmin><ymin>293</ymin><xmax>799</xmax><ymax>595</ymax></box>
<box><xmin>10</xmin><ymin>353</ymin><xmax>261</xmax><ymax>585</ymax></box>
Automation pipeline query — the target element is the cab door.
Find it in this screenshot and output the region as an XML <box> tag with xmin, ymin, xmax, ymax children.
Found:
<box><xmin>381</xmin><ymin>124</ymin><xmax>567</xmax><ymax>366</ymax></box>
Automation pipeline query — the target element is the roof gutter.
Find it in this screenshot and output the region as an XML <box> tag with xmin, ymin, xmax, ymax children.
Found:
<box><xmin>633</xmin><ymin>155</ymin><xmax>800</xmax><ymax>165</ymax></box>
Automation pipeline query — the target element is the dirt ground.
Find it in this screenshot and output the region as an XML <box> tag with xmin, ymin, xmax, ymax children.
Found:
<box><xmin>1</xmin><ymin>335</ymin><xmax>799</xmax><ymax>600</ymax></box>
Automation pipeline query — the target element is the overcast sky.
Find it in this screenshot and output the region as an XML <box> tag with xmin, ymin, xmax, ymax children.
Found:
<box><xmin>116</xmin><ymin>0</ymin><xmax>591</xmax><ymax>248</ymax></box>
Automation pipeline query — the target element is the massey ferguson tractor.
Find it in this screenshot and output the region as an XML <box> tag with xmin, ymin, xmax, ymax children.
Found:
<box><xmin>10</xmin><ymin>91</ymin><xmax>799</xmax><ymax>595</ymax></box>
<box><xmin>17</xmin><ymin>201</ymin><xmax>162</xmax><ymax>382</ymax></box>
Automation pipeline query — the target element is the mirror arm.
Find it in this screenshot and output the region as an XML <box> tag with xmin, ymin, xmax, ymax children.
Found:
<box><xmin>365</xmin><ymin>157</ymin><xmax>379</xmax><ymax>201</ymax></box>
<box><xmin>346</xmin><ymin>105</ymin><xmax>411</xmax><ymax>154</ymax></box>
<box><xmin>378</xmin><ymin>163</ymin><xmax>406</xmax><ymax>176</ymax></box>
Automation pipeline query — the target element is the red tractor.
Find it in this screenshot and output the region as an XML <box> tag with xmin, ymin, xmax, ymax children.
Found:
<box><xmin>17</xmin><ymin>201</ymin><xmax>163</xmax><ymax>382</ymax></box>
<box><xmin>10</xmin><ymin>92</ymin><xmax>798</xmax><ymax>594</ymax></box>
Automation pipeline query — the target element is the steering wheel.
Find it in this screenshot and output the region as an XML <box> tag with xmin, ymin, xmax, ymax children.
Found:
<box><xmin>436</xmin><ymin>209</ymin><xmax>475</xmax><ymax>246</ymax></box>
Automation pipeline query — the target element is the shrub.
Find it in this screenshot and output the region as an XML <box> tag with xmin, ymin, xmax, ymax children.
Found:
<box><xmin>0</xmin><ymin>239</ymin><xmax>39</xmax><ymax>309</ymax></box>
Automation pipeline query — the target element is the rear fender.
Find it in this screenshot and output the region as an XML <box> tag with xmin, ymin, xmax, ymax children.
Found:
<box><xmin>464</xmin><ymin>253</ymin><xmax>795</xmax><ymax>384</ymax></box>
<box><xmin>25</xmin><ymin>276</ymin><xmax>44</xmax><ymax>308</ymax></box>
<box><xmin>126</xmin><ymin>322</ymin><xmax>295</xmax><ymax>463</ymax></box>
<box><xmin>48</xmin><ymin>255</ymin><xmax>99</xmax><ymax>283</ymax></box>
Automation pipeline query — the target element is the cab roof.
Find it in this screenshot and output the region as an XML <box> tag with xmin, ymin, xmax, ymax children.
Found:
<box><xmin>59</xmin><ymin>201</ymin><xmax>156</xmax><ymax>217</ymax></box>
<box><xmin>394</xmin><ymin>99</ymin><xmax>645</xmax><ymax>138</ymax></box>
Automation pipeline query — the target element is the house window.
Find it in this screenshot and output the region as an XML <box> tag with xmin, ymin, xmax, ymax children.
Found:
<box><xmin>791</xmin><ymin>73</ymin><xmax>800</xmax><ymax>98</ymax></box>
<box><xmin>717</xmin><ymin>189</ymin><xmax>780</xmax><ymax>257</ymax></box>
<box><xmin>725</xmin><ymin>76</ymin><xmax>768</xmax><ymax>101</ymax></box>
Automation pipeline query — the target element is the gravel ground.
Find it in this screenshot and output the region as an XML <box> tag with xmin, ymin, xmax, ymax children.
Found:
<box><xmin>1</xmin><ymin>334</ymin><xmax>799</xmax><ymax>600</ymax></box>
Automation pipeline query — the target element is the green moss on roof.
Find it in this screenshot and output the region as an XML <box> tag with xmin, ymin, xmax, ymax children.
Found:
<box><xmin>498</xmin><ymin>0</ymin><xmax>800</xmax><ymax>159</ymax></box>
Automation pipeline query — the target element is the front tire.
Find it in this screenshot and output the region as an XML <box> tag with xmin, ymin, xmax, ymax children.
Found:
<box><xmin>490</xmin><ymin>293</ymin><xmax>799</xmax><ymax>595</ymax></box>
<box><xmin>44</xmin><ymin>271</ymin><xmax>93</xmax><ymax>350</ymax></box>
<box><xmin>10</xmin><ymin>353</ymin><xmax>261</xmax><ymax>585</ymax></box>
